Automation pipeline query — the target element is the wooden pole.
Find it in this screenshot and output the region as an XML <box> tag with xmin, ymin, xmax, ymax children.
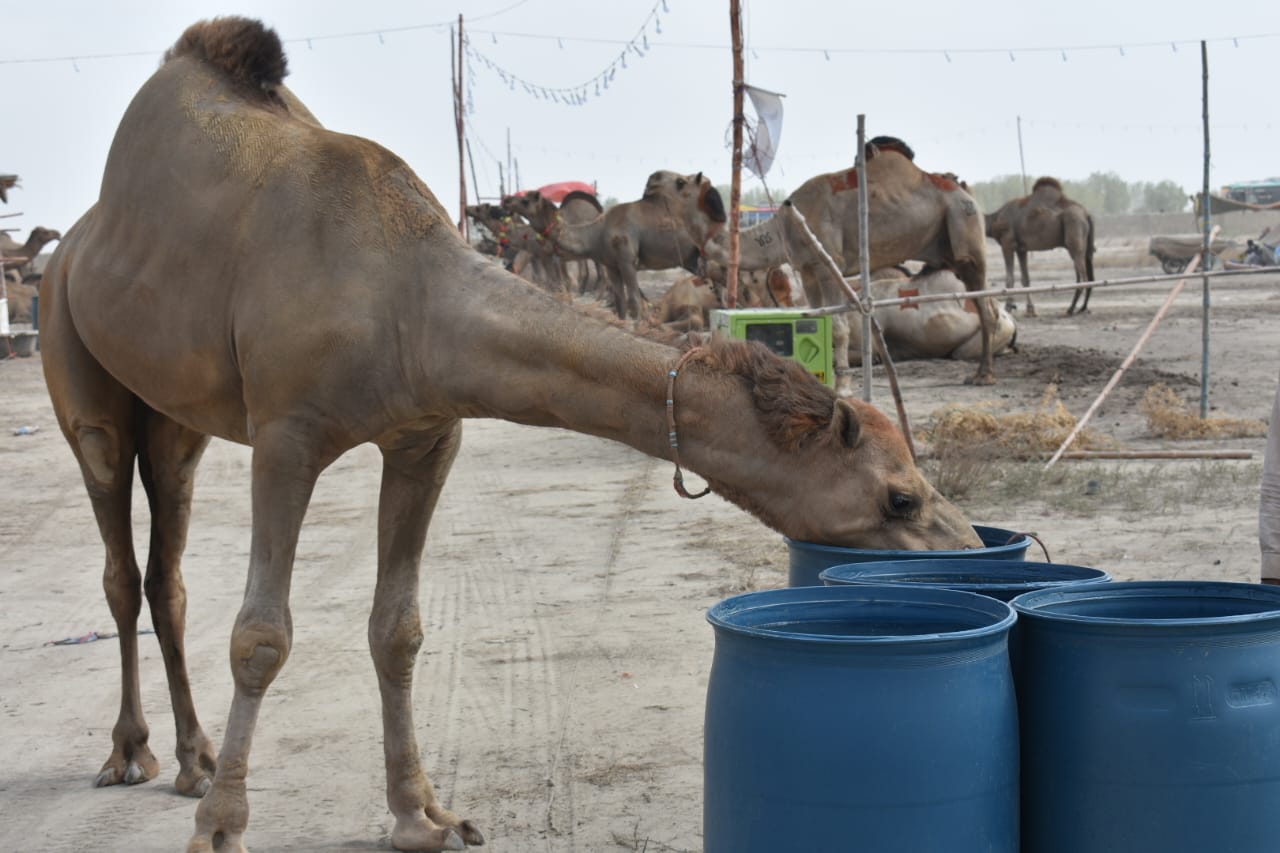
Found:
<box><xmin>1062</xmin><ymin>450</ymin><xmax>1252</xmax><ymax>461</ymax></box>
<box><xmin>726</xmin><ymin>0</ymin><xmax>744</xmax><ymax>308</ymax></box>
<box><xmin>1044</xmin><ymin>227</ymin><xmax>1219</xmax><ymax>469</ymax></box>
<box><xmin>453</xmin><ymin>16</ymin><xmax>468</xmax><ymax>239</ymax></box>
<box><xmin>856</xmin><ymin>115</ymin><xmax>873</xmax><ymax>401</ymax></box>
<box><xmin>1199</xmin><ymin>40</ymin><xmax>1212</xmax><ymax>419</ymax></box>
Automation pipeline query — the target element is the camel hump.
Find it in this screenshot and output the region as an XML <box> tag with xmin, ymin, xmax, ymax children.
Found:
<box><xmin>560</xmin><ymin>190</ymin><xmax>603</xmax><ymax>213</ymax></box>
<box><xmin>1032</xmin><ymin>176</ymin><xmax>1063</xmax><ymax>193</ymax></box>
<box><xmin>164</xmin><ymin>17</ymin><xmax>288</xmax><ymax>92</ymax></box>
<box><xmin>866</xmin><ymin>136</ymin><xmax>915</xmax><ymax>161</ymax></box>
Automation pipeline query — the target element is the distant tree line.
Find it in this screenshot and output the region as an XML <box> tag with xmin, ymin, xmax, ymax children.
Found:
<box><xmin>967</xmin><ymin>173</ymin><xmax>1188</xmax><ymax>215</ymax></box>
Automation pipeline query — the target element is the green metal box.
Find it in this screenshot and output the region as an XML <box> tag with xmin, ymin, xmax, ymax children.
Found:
<box><xmin>710</xmin><ymin>308</ymin><xmax>835</xmax><ymax>388</ymax></box>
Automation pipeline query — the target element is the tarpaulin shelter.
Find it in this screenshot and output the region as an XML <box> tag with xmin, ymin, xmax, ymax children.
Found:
<box><xmin>512</xmin><ymin>181</ymin><xmax>597</xmax><ymax>203</ymax></box>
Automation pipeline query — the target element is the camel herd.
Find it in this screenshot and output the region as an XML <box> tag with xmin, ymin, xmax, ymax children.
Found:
<box><xmin>28</xmin><ymin>16</ymin><xmax>1110</xmax><ymax>853</ymax></box>
<box><xmin>467</xmin><ymin>139</ymin><xmax>1095</xmax><ymax>391</ymax></box>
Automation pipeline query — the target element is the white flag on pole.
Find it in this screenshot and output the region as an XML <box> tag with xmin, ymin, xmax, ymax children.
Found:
<box><xmin>744</xmin><ymin>85</ymin><xmax>785</xmax><ymax>177</ymax></box>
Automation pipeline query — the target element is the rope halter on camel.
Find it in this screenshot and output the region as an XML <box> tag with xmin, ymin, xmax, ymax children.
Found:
<box><xmin>666</xmin><ymin>347</ymin><xmax>711</xmax><ymax>499</ymax></box>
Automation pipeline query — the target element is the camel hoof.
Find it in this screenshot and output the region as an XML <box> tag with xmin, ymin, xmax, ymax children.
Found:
<box><xmin>179</xmin><ymin>774</ymin><xmax>212</xmax><ymax>798</ymax></box>
<box><xmin>457</xmin><ymin>820</ymin><xmax>485</xmax><ymax>846</ymax></box>
<box><xmin>964</xmin><ymin>373</ymin><xmax>997</xmax><ymax>387</ymax></box>
<box><xmin>392</xmin><ymin>822</ymin><xmax>474</xmax><ymax>851</ymax></box>
<box><xmin>186</xmin><ymin>833</ymin><xmax>247</xmax><ymax>853</ymax></box>
<box><xmin>1025</xmin><ymin>307</ymin><xmax>1038</xmax><ymax>318</ymax></box>
<box><xmin>95</xmin><ymin>749</ymin><xmax>159</xmax><ymax>788</ymax></box>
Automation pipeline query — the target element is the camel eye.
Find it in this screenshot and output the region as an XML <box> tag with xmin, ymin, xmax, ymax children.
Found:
<box><xmin>676</xmin><ymin>178</ymin><xmax>686</xmax><ymax>190</ymax></box>
<box><xmin>887</xmin><ymin>492</ymin><xmax>916</xmax><ymax>517</ymax></box>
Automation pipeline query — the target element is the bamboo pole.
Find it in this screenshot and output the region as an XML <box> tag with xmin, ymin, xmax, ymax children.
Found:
<box><xmin>726</xmin><ymin>0</ymin><xmax>744</xmax><ymax>308</ymax></box>
<box><xmin>1044</xmin><ymin>227</ymin><xmax>1220</xmax><ymax>469</ymax></box>
<box><xmin>782</xmin><ymin>202</ymin><xmax>916</xmax><ymax>458</ymax></box>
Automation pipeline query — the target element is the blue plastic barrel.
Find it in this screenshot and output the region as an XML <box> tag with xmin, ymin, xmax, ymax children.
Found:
<box><xmin>1012</xmin><ymin>581</ymin><xmax>1280</xmax><ymax>853</ymax></box>
<box><xmin>820</xmin><ymin>558</ymin><xmax>1110</xmax><ymax>602</ymax></box>
<box><xmin>704</xmin><ymin>585</ymin><xmax>1019</xmax><ymax>853</ymax></box>
<box><xmin>786</xmin><ymin>524</ymin><xmax>1032</xmax><ymax>587</ymax></box>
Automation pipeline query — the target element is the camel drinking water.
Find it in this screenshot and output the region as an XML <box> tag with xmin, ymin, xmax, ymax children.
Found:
<box><xmin>40</xmin><ymin>18</ymin><xmax>980</xmax><ymax>852</ymax></box>
<box><xmin>986</xmin><ymin>176</ymin><xmax>1097</xmax><ymax>316</ymax></box>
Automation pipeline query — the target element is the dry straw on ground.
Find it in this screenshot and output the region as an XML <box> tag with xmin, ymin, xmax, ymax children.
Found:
<box><xmin>1140</xmin><ymin>384</ymin><xmax>1267</xmax><ymax>439</ymax></box>
<box><xmin>919</xmin><ymin>385</ymin><xmax>1115</xmax><ymax>458</ymax></box>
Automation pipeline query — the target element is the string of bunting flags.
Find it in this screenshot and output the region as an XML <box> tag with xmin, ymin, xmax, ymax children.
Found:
<box><xmin>462</xmin><ymin>0</ymin><xmax>669</xmax><ymax>112</ymax></box>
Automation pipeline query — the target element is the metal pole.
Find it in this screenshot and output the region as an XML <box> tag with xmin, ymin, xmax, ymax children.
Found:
<box><xmin>726</xmin><ymin>0</ymin><xmax>744</xmax><ymax>308</ymax></box>
<box><xmin>1200</xmin><ymin>40</ymin><xmax>1212</xmax><ymax>419</ymax></box>
<box><xmin>1017</xmin><ymin>115</ymin><xmax>1028</xmax><ymax>194</ymax></box>
<box><xmin>856</xmin><ymin>115</ymin><xmax>873</xmax><ymax>401</ymax></box>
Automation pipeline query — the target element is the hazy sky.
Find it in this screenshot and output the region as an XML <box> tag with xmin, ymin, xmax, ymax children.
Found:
<box><xmin>2</xmin><ymin>0</ymin><xmax>1277</xmax><ymax>240</ymax></box>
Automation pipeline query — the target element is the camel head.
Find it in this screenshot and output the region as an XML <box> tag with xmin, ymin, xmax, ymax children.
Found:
<box><xmin>504</xmin><ymin>191</ymin><xmax>552</xmax><ymax>224</ymax></box>
<box><xmin>694</xmin><ymin>341</ymin><xmax>981</xmax><ymax>551</ymax></box>
<box><xmin>29</xmin><ymin>226</ymin><xmax>61</xmax><ymax>250</ymax></box>
<box><xmin>643</xmin><ymin>171</ymin><xmax>726</xmax><ymax>223</ymax></box>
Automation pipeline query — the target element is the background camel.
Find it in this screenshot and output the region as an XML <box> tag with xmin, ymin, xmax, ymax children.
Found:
<box><xmin>39</xmin><ymin>18</ymin><xmax>978</xmax><ymax>853</ymax></box>
<box><xmin>845</xmin><ymin>266</ymin><xmax>1018</xmax><ymax>365</ymax></box>
<box><xmin>507</xmin><ymin>188</ymin><xmax>605</xmax><ymax>293</ymax></box>
<box><xmin>646</xmin><ymin>269</ymin><xmax>801</xmax><ymax>334</ymax></box>
<box><xmin>1</xmin><ymin>225</ymin><xmax>61</xmax><ymax>282</ymax></box>
<box><xmin>508</xmin><ymin>171</ymin><xmax>726</xmax><ymax>320</ymax></box>
<box><xmin>465</xmin><ymin>201</ymin><xmax>568</xmax><ymax>292</ymax></box>
<box><xmin>986</xmin><ymin>176</ymin><xmax>1096</xmax><ymax>315</ymax></box>
<box><xmin>785</xmin><ymin>142</ymin><xmax>997</xmax><ymax>388</ymax></box>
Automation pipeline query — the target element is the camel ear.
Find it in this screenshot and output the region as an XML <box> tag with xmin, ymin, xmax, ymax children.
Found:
<box><xmin>695</xmin><ymin>171</ymin><xmax>704</xmax><ymax>183</ymax></box>
<box><xmin>831</xmin><ymin>400</ymin><xmax>862</xmax><ymax>449</ymax></box>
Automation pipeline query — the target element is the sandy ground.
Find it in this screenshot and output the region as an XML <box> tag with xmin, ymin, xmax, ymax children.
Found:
<box><xmin>2</xmin><ymin>247</ymin><xmax>1280</xmax><ymax>852</ymax></box>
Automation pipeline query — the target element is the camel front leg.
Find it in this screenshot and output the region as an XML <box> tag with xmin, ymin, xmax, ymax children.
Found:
<box><xmin>187</xmin><ymin>429</ymin><xmax>323</xmax><ymax>853</ymax></box>
<box><xmin>1015</xmin><ymin>247</ymin><xmax>1037</xmax><ymax>317</ymax></box>
<box><xmin>616</xmin><ymin>256</ymin><xmax>645</xmax><ymax>320</ymax></box>
<box><xmin>139</xmin><ymin>412</ymin><xmax>217</xmax><ymax>797</ymax></box>
<box><xmin>373</xmin><ymin>424</ymin><xmax>484</xmax><ymax>852</ymax></box>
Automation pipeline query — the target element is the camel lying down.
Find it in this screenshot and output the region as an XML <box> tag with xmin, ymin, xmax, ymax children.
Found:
<box><xmin>39</xmin><ymin>17</ymin><xmax>980</xmax><ymax>852</ymax></box>
<box><xmin>848</xmin><ymin>267</ymin><xmax>1018</xmax><ymax>366</ymax></box>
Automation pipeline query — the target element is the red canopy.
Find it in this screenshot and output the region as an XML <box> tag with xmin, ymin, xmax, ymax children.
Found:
<box><xmin>516</xmin><ymin>180</ymin><xmax>597</xmax><ymax>204</ymax></box>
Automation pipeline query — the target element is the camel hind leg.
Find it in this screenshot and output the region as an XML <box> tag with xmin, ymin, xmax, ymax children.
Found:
<box><xmin>373</xmin><ymin>424</ymin><xmax>484</xmax><ymax>851</ymax></box>
<box><xmin>137</xmin><ymin>413</ymin><xmax>218</xmax><ymax>796</ymax></box>
<box><xmin>42</xmin><ymin>270</ymin><xmax>219</xmax><ymax>798</ymax></box>
<box><xmin>39</xmin><ymin>274</ymin><xmax>155</xmax><ymax>791</ymax></box>
<box><xmin>1064</xmin><ymin>219</ymin><xmax>1094</xmax><ymax>315</ymax></box>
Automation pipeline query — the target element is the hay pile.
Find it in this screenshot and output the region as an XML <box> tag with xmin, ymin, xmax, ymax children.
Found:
<box><xmin>918</xmin><ymin>385</ymin><xmax>1116</xmax><ymax>458</ymax></box>
<box><xmin>1140</xmin><ymin>384</ymin><xmax>1266</xmax><ymax>439</ymax></box>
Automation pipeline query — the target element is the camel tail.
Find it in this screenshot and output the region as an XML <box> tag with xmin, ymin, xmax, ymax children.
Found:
<box><xmin>164</xmin><ymin>17</ymin><xmax>288</xmax><ymax>92</ymax></box>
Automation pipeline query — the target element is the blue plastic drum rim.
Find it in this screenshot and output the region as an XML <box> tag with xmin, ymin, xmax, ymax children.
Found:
<box><xmin>707</xmin><ymin>584</ymin><xmax>1016</xmax><ymax>646</ymax></box>
<box><xmin>1012</xmin><ymin>580</ymin><xmax>1280</xmax><ymax>632</ymax></box>
<box><xmin>819</xmin><ymin>558</ymin><xmax>1111</xmax><ymax>597</ymax></box>
<box><xmin>785</xmin><ymin>524</ymin><xmax>1031</xmax><ymax>562</ymax></box>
